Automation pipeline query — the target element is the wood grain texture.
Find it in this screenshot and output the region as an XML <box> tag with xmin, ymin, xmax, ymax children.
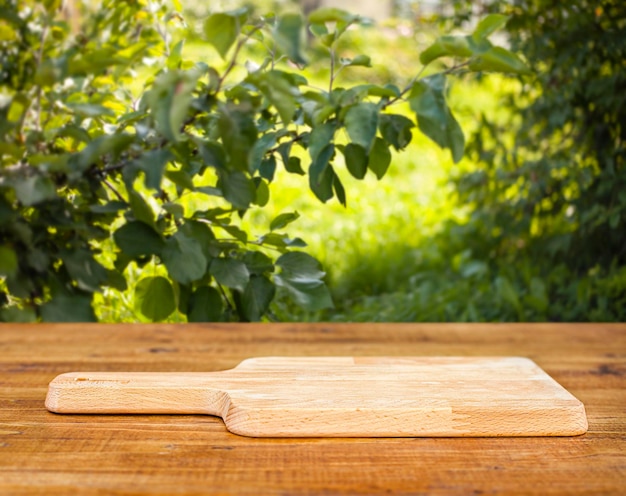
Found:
<box><xmin>1</xmin><ymin>323</ymin><xmax>625</xmax><ymax>495</ymax></box>
<box><xmin>45</xmin><ymin>357</ymin><xmax>588</xmax><ymax>437</ymax></box>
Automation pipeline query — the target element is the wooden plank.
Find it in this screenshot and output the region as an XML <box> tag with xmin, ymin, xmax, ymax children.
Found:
<box><xmin>45</xmin><ymin>357</ymin><xmax>588</xmax><ymax>437</ymax></box>
<box><xmin>1</xmin><ymin>323</ymin><xmax>625</xmax><ymax>495</ymax></box>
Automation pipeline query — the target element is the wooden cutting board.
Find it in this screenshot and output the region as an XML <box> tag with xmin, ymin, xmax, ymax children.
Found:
<box><xmin>45</xmin><ymin>356</ymin><xmax>588</xmax><ymax>437</ymax></box>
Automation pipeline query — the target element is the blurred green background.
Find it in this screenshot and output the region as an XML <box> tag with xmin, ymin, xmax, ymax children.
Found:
<box><xmin>65</xmin><ymin>0</ymin><xmax>626</xmax><ymax>322</ymax></box>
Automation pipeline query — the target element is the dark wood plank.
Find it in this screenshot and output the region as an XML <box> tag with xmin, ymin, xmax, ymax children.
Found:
<box><xmin>1</xmin><ymin>323</ymin><xmax>625</xmax><ymax>495</ymax></box>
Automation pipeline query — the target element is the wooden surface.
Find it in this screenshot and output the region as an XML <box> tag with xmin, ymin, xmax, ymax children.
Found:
<box><xmin>0</xmin><ymin>323</ymin><xmax>624</xmax><ymax>495</ymax></box>
<box><xmin>46</xmin><ymin>357</ymin><xmax>588</xmax><ymax>437</ymax></box>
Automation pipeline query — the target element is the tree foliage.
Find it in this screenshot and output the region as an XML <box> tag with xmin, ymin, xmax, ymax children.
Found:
<box><xmin>440</xmin><ymin>0</ymin><xmax>626</xmax><ymax>320</ymax></box>
<box><xmin>0</xmin><ymin>0</ymin><xmax>527</xmax><ymax>322</ymax></box>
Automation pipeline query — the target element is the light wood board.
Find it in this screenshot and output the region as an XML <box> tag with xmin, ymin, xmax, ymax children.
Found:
<box><xmin>45</xmin><ymin>356</ymin><xmax>588</xmax><ymax>437</ymax></box>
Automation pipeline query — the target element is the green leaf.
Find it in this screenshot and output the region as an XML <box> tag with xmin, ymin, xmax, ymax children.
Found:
<box><xmin>0</xmin><ymin>142</ymin><xmax>22</xmax><ymax>160</ymax></box>
<box><xmin>260</xmin><ymin>155</ymin><xmax>277</xmax><ymax>182</ymax></box>
<box><xmin>145</xmin><ymin>71</ymin><xmax>196</xmax><ymax>142</ymax></box>
<box><xmin>409</xmin><ymin>74</ymin><xmax>465</xmax><ymax>163</ymax></box>
<box><xmin>5</xmin><ymin>273</ymin><xmax>34</xmax><ymax>299</ymax></box>
<box><xmin>270</xmin><ymin>211</ymin><xmax>300</xmax><ymax>231</ymax></box>
<box><xmin>13</xmin><ymin>176</ymin><xmax>56</xmax><ymax>206</ymax></box>
<box><xmin>60</xmin><ymin>249</ymin><xmax>108</xmax><ymax>292</ymax></box>
<box><xmin>67</xmin><ymin>103</ymin><xmax>115</xmax><ymax>118</ymax></box>
<box><xmin>162</xmin><ymin>231</ymin><xmax>208</xmax><ymax>284</ymax></box>
<box><xmin>128</xmin><ymin>189</ymin><xmax>156</xmax><ymax>227</ymax></box>
<box><xmin>275</xmin><ymin>252</ymin><xmax>332</xmax><ymax>311</ymax></box>
<box><xmin>308</xmin><ymin>8</ymin><xmax>357</xmax><ymax>25</ymax></box>
<box><xmin>219</xmin><ymin>170</ymin><xmax>256</xmax><ymax>210</ymax></box>
<box><xmin>350</xmin><ymin>84</ymin><xmax>400</xmax><ymax>98</ymax></box>
<box><xmin>54</xmin><ymin>124</ymin><xmax>91</xmax><ymax>144</ymax></box>
<box><xmin>105</xmin><ymin>269</ymin><xmax>128</xmax><ymax>292</ymax></box>
<box><xmin>167</xmin><ymin>39</ymin><xmax>184</xmax><ymax>70</ymax></box>
<box><xmin>528</xmin><ymin>277</ymin><xmax>548</xmax><ymax>313</ymax></box>
<box><xmin>379</xmin><ymin>114</ymin><xmax>414</xmax><ymax>151</ymax></box>
<box><xmin>195</xmin><ymin>183</ymin><xmax>224</xmax><ymax>197</ymax></box>
<box><xmin>341</xmin><ymin>143</ymin><xmax>368</xmax><ymax>179</ymax></box>
<box><xmin>0</xmin><ymin>246</ymin><xmax>18</xmax><ymax>277</ymax></box>
<box><xmin>89</xmin><ymin>201</ymin><xmax>127</xmax><ymax>214</ymax></box>
<box><xmin>285</xmin><ymin>156</ymin><xmax>305</xmax><ymax>175</ymax></box>
<box><xmin>242</xmin><ymin>275</ymin><xmax>275</xmax><ymax>321</ymax></box>
<box><xmin>133</xmin><ymin>149</ymin><xmax>172</xmax><ymax>190</ymax></box>
<box><xmin>257</xmin><ymin>233</ymin><xmax>307</xmax><ymax>249</ymax></box>
<box><xmin>0</xmin><ymin>306</ymin><xmax>37</xmax><ymax>323</ymax></box>
<box><xmin>344</xmin><ymin>102</ymin><xmax>379</xmax><ymax>152</ymax></box>
<box><xmin>472</xmin><ymin>14</ymin><xmax>510</xmax><ymax>41</ymax></box>
<box><xmin>24</xmin><ymin>248</ymin><xmax>47</xmax><ymax>272</ymax></box>
<box><xmin>34</xmin><ymin>59</ymin><xmax>62</xmax><ymax>87</ymax></box>
<box><xmin>254</xmin><ymin>177</ymin><xmax>270</xmax><ymax>207</ymax></box>
<box><xmin>276</xmin><ymin>141</ymin><xmax>292</xmax><ymax>167</ymax></box>
<box><xmin>28</xmin><ymin>153</ymin><xmax>70</xmax><ymax>173</ymax></box>
<box><xmin>309</xmin><ymin>144</ymin><xmax>335</xmax><ymax>203</ymax></box>
<box><xmin>204</xmin><ymin>11</ymin><xmax>245</xmax><ymax>59</ymax></box>
<box><xmin>341</xmin><ymin>54</ymin><xmax>372</xmax><ymax>67</ymax></box>
<box><xmin>469</xmin><ymin>46</ymin><xmax>532</xmax><ymax>75</ymax></box>
<box><xmin>278</xmin><ymin>278</ymin><xmax>333</xmax><ymax>311</ymax></box>
<box><xmin>162</xmin><ymin>202</ymin><xmax>185</xmax><ymax>220</ymax></box>
<box><xmin>114</xmin><ymin>221</ymin><xmax>164</xmax><ymax>258</ymax></box>
<box><xmin>243</xmin><ymin>251</ymin><xmax>274</xmax><ymax>275</ymax></box>
<box><xmin>220</xmin><ymin>224</ymin><xmax>248</xmax><ymax>244</ymax></box>
<box><xmin>218</xmin><ymin>104</ymin><xmax>258</xmax><ymax>171</ymax></box>
<box><xmin>197</xmin><ymin>140</ymin><xmax>227</xmax><ymax>170</ymax></box>
<box><xmin>367</xmin><ymin>137</ymin><xmax>392</xmax><ymax>179</ymax></box>
<box><xmin>309</xmin><ymin>22</ymin><xmax>328</xmax><ymax>38</ymax></box>
<box><xmin>311</xmin><ymin>104</ymin><xmax>336</xmax><ymax>125</ymax></box>
<box><xmin>274</xmin><ymin>13</ymin><xmax>307</xmax><ymax>66</ymax></box>
<box><xmin>308</xmin><ymin>121</ymin><xmax>336</xmax><ymax>163</ymax></box>
<box><xmin>495</xmin><ymin>276</ymin><xmax>521</xmax><ymax>312</ymax></box>
<box><xmin>186</xmin><ymin>286</ymin><xmax>223</xmax><ymax>322</ymax></box>
<box><xmin>75</xmin><ymin>134</ymin><xmax>134</xmax><ymax>173</ymax></box>
<box><xmin>196</xmin><ymin>186</ymin><xmax>224</xmax><ymax>199</ymax></box>
<box><xmin>40</xmin><ymin>292</ymin><xmax>96</xmax><ymax>322</ymax></box>
<box><xmin>275</xmin><ymin>251</ymin><xmax>326</xmax><ymax>280</ymax></box>
<box><xmin>165</xmin><ymin>169</ymin><xmax>195</xmax><ymax>192</ymax></box>
<box><xmin>248</xmin><ymin>132</ymin><xmax>278</xmax><ymax>172</ymax></box>
<box><xmin>117</xmin><ymin>110</ymin><xmax>148</xmax><ymax>126</ymax></box>
<box><xmin>6</xmin><ymin>93</ymin><xmax>28</xmax><ymax>125</ymax></box>
<box><xmin>0</xmin><ymin>198</ymin><xmax>14</xmax><ymax>226</ymax></box>
<box><xmin>210</xmin><ymin>258</ymin><xmax>250</xmax><ymax>292</ymax></box>
<box><xmin>420</xmin><ymin>35</ymin><xmax>473</xmax><ymax>65</ymax></box>
<box><xmin>180</xmin><ymin>220</ymin><xmax>215</xmax><ymax>261</ymax></box>
<box><xmin>176</xmin><ymin>282</ymin><xmax>192</xmax><ymax>315</ymax></box>
<box><xmin>264</xmin><ymin>74</ymin><xmax>296</xmax><ymax>125</ymax></box>
<box><xmin>134</xmin><ymin>276</ymin><xmax>176</xmax><ymax>322</ymax></box>
<box><xmin>333</xmin><ymin>174</ymin><xmax>346</xmax><ymax>207</ymax></box>
<box><xmin>459</xmin><ymin>260</ymin><xmax>488</xmax><ymax>278</ymax></box>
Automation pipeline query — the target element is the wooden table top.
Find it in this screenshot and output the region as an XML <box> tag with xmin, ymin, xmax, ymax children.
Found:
<box><xmin>1</xmin><ymin>323</ymin><xmax>625</xmax><ymax>495</ymax></box>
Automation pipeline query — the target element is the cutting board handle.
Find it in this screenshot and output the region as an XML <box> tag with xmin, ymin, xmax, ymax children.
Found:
<box><xmin>45</xmin><ymin>372</ymin><xmax>231</xmax><ymax>417</ymax></box>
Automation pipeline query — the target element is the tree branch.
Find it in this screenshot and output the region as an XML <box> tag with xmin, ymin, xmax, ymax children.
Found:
<box><xmin>442</xmin><ymin>60</ymin><xmax>471</xmax><ymax>75</ymax></box>
<box><xmin>34</xmin><ymin>23</ymin><xmax>50</xmax><ymax>132</ymax></box>
<box><xmin>217</xmin><ymin>283</ymin><xmax>235</xmax><ymax>312</ymax></box>
<box><xmin>266</xmin><ymin>133</ymin><xmax>304</xmax><ymax>155</ymax></box>
<box><xmin>328</xmin><ymin>47</ymin><xmax>336</xmax><ymax>93</ymax></box>
<box><xmin>102</xmin><ymin>179</ymin><xmax>126</xmax><ymax>203</ymax></box>
<box><xmin>382</xmin><ymin>65</ymin><xmax>427</xmax><ymax>109</ymax></box>
<box><xmin>382</xmin><ymin>61</ymin><xmax>470</xmax><ymax>110</ymax></box>
<box><xmin>215</xmin><ymin>24</ymin><xmax>263</xmax><ymax>95</ymax></box>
